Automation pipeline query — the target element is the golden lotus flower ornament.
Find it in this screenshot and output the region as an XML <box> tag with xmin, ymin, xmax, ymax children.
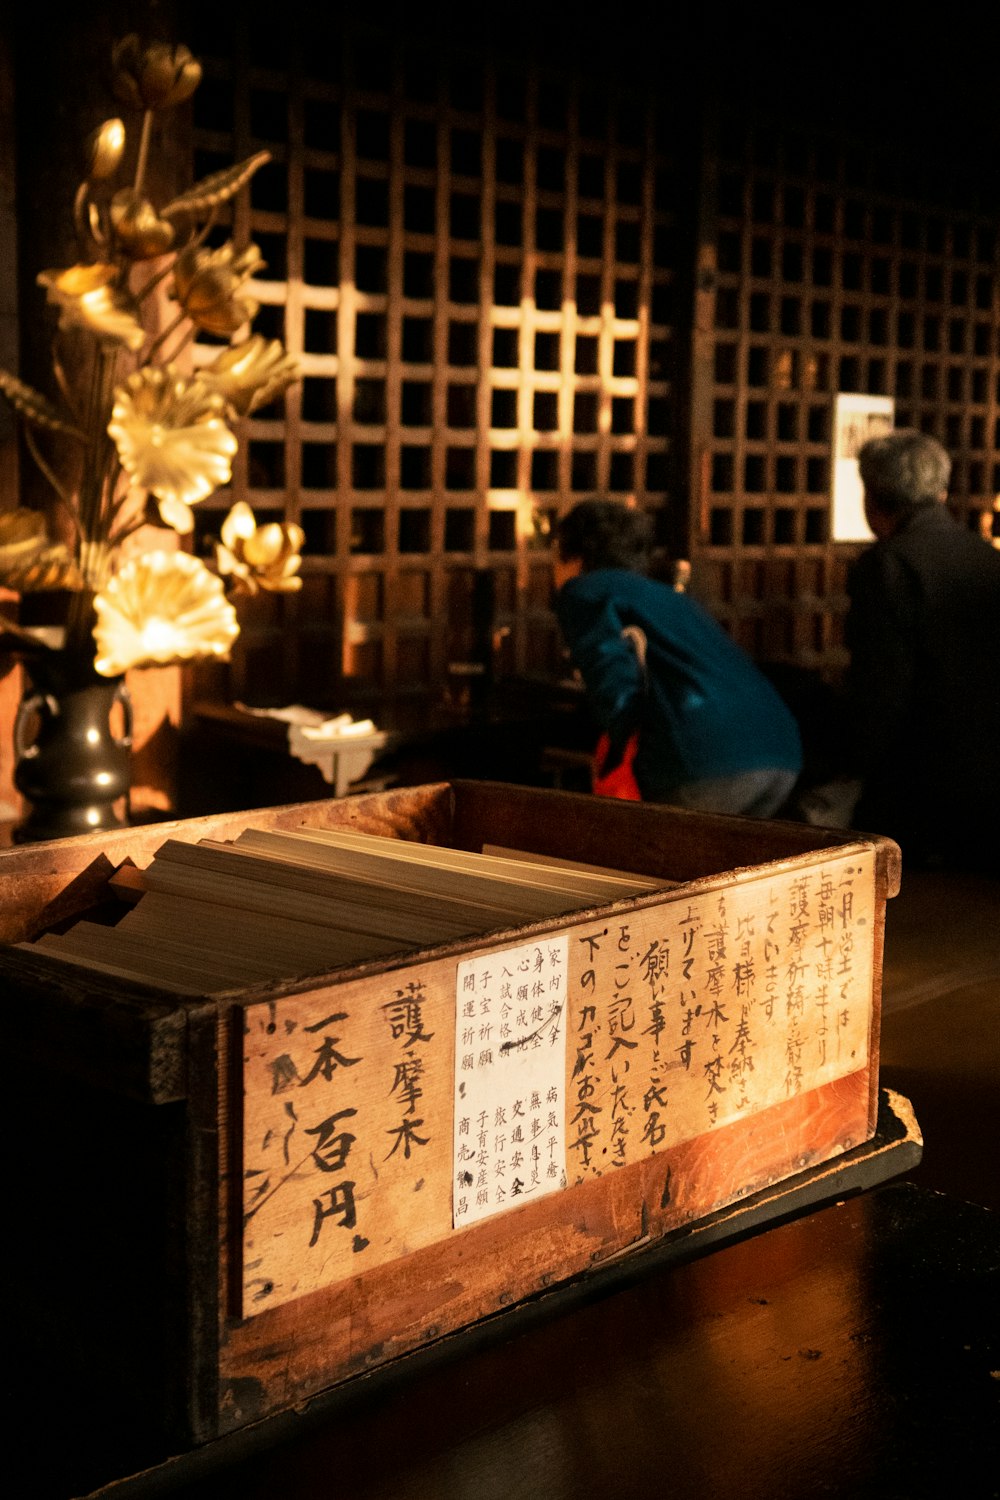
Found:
<box><xmin>108</xmin><ymin>367</ymin><xmax>238</xmax><ymax>526</ymax></box>
<box><xmin>93</xmin><ymin>551</ymin><xmax>239</xmax><ymax>676</ymax></box>
<box><xmin>110</xmin><ymin>36</ymin><xmax>202</xmax><ymax>112</ymax></box>
<box><xmin>172</xmin><ymin>242</ymin><xmax>263</xmax><ymax>338</ymax></box>
<box><xmin>0</xmin><ymin>29</ymin><xmax>303</xmax><ymax>720</ymax></box>
<box><xmin>217</xmin><ymin>501</ymin><xmax>305</xmax><ymax>594</ymax></box>
<box><xmin>38</xmin><ymin>263</ymin><xmax>146</xmax><ymax>351</ymax></box>
<box><xmin>202</xmin><ymin>336</ymin><xmax>300</xmax><ymax>417</ymax></box>
<box><xmin>110</xmin><ymin>190</ymin><xmax>176</xmax><ymax>261</ymax></box>
<box><xmin>84</xmin><ymin>118</ymin><xmax>126</xmax><ymax>181</ymax></box>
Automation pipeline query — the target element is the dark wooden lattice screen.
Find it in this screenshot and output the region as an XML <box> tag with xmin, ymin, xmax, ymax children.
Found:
<box><xmin>185</xmin><ymin>21</ymin><xmax>679</xmax><ymax>709</ymax></box>
<box><xmin>690</xmin><ymin>117</ymin><xmax>999</xmax><ymax>676</ymax></box>
<box><xmin>181</xmin><ymin>14</ymin><xmax>998</xmax><ymax>713</ymax></box>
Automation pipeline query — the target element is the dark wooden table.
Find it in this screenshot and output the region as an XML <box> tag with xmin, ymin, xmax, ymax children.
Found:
<box><xmin>179</xmin><ymin>681</ymin><xmax>593</xmax><ymax>816</ymax></box>
<box><xmin>90</xmin><ymin>1180</ymin><xmax>997</xmax><ymax>1500</ymax></box>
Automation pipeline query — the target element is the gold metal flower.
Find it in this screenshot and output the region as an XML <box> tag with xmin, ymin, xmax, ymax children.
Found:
<box><xmin>2</xmin><ymin>30</ymin><xmax>304</xmax><ymax>687</ymax></box>
<box><xmin>110</xmin><ymin>190</ymin><xmax>176</xmax><ymax>260</ymax></box>
<box><xmin>216</xmin><ymin>501</ymin><xmax>305</xmax><ymax>594</ymax></box>
<box><xmin>84</xmin><ymin>118</ymin><xmax>126</xmax><ymax>181</ymax></box>
<box><xmin>93</xmin><ymin>551</ymin><xmax>239</xmax><ymax>676</ymax></box>
<box><xmin>201</xmin><ymin>336</ymin><xmax>300</xmax><ymax>417</ymax></box>
<box><xmin>110</xmin><ymin>36</ymin><xmax>202</xmax><ymax>112</ymax></box>
<box><xmin>172</xmin><ymin>242</ymin><xmax>263</xmax><ymax>337</ymax></box>
<box><xmin>38</xmin><ymin>263</ymin><xmax>145</xmax><ymax>350</ymax></box>
<box><xmin>108</xmin><ymin>367</ymin><xmax>238</xmax><ymax>524</ymax></box>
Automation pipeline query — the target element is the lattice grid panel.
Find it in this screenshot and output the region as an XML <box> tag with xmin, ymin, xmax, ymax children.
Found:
<box><xmin>691</xmin><ymin>119</ymin><xmax>999</xmax><ymax>676</ymax></box>
<box><xmin>185</xmin><ymin>21</ymin><xmax>678</xmax><ymax>707</ymax></box>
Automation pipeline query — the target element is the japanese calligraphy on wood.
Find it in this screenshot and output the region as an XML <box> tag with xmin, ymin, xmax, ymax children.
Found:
<box><xmin>241</xmin><ymin>964</ymin><xmax>452</xmax><ymax>1315</ymax></box>
<box><xmin>239</xmin><ymin>848</ymin><xmax>874</xmax><ymax>1316</ymax></box>
<box><xmin>562</xmin><ymin>848</ymin><xmax>873</xmax><ymax>1178</ymax></box>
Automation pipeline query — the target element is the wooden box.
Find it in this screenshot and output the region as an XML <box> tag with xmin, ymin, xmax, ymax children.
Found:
<box><xmin>1</xmin><ymin>781</ymin><xmax>900</xmax><ymax>1490</ymax></box>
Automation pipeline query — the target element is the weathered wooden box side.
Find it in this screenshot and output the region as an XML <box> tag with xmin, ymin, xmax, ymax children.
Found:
<box><xmin>1</xmin><ymin>781</ymin><xmax>899</xmax><ymax>1476</ymax></box>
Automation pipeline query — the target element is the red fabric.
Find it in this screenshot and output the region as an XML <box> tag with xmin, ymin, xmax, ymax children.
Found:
<box><xmin>592</xmin><ymin>732</ymin><xmax>642</xmax><ymax>800</ymax></box>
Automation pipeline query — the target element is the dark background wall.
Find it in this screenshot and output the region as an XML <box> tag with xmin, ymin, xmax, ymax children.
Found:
<box><xmin>3</xmin><ymin>4</ymin><xmax>997</xmax><ymax>747</ymax></box>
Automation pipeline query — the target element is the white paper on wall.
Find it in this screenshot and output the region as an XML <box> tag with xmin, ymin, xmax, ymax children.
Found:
<box><xmin>831</xmin><ymin>392</ymin><xmax>895</xmax><ymax>542</ymax></box>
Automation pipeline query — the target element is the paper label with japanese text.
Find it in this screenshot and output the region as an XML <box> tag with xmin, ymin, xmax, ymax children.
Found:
<box><xmin>452</xmin><ymin>935</ymin><xmax>568</xmax><ymax>1228</ymax></box>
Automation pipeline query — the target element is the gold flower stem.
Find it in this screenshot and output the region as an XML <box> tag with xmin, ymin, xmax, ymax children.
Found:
<box><xmin>161</xmin><ymin>323</ymin><xmax>197</xmax><ymax>366</ymax></box>
<box><xmin>133</xmin><ymin>205</ymin><xmax>220</xmax><ymax>308</ymax></box>
<box><xmin>78</xmin><ymin>537</ymin><xmax>95</xmax><ymax>585</ymax></box>
<box><xmin>76</xmin><ymin>405</ymin><xmax>103</xmax><ymax>546</ymax></box>
<box><xmin>107</xmin><ymin>513</ymin><xmax>150</xmax><ymax>547</ymax></box>
<box><xmin>95</xmin><ymin>443</ymin><xmax>122</xmax><ymax>535</ymax></box>
<box><xmin>133</xmin><ymin>110</ymin><xmax>154</xmax><ymax>195</ymax></box>
<box><xmin>77</xmin><ymin>345</ymin><xmax>118</xmax><ymax>547</ymax></box>
<box><xmin>52</xmin><ymin>342</ymin><xmax>83</xmax><ymax>424</ymax></box>
<box><xmin>23</xmin><ymin>425</ymin><xmax>74</xmax><ymax>510</ymax></box>
<box><xmin>134</xmin><ymin>257</ymin><xmax>178</xmax><ymax>305</ymax></box>
<box><xmin>107</xmin><ymin>450</ymin><xmax>153</xmax><ymax>548</ymax></box>
<box><xmin>77</xmin><ymin>530</ymin><xmax>112</xmax><ymax>591</ymax></box>
<box><xmin>73</xmin><ymin>182</ymin><xmax>96</xmax><ymax>253</ymax></box>
<box><xmin>189</xmin><ymin>207</ymin><xmax>219</xmax><ymax>251</ymax></box>
<box><xmin>64</xmin><ymin>585</ymin><xmax>97</xmax><ymax>658</ymax></box>
<box><xmin>52</xmin><ymin>489</ymin><xmax>85</xmax><ymax>539</ymax></box>
<box><xmin>145</xmin><ymin>310</ymin><xmax>188</xmax><ymax>364</ymax></box>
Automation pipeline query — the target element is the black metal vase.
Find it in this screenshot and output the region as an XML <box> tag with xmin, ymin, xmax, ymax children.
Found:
<box><xmin>13</xmin><ymin>649</ymin><xmax>132</xmax><ymax>843</ymax></box>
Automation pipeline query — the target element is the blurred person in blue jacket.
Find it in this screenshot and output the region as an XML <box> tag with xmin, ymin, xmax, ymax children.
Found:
<box><xmin>554</xmin><ymin>499</ymin><xmax>802</xmax><ymax>817</ymax></box>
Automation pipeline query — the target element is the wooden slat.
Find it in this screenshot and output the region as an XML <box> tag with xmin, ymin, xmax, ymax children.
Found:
<box><xmin>691</xmin><ymin>115</ymin><xmax>999</xmax><ymax>673</ymax></box>
<box><xmin>187</xmin><ymin>26</ymin><xmax>679</xmax><ymax>706</ymax></box>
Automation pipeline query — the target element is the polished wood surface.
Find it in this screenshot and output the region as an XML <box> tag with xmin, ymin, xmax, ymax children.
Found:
<box><xmin>93</xmin><ymin>1181</ymin><xmax>997</xmax><ymax>1500</ymax></box>
<box><xmin>879</xmin><ymin>865</ymin><xmax>1000</xmax><ymax>1213</ymax></box>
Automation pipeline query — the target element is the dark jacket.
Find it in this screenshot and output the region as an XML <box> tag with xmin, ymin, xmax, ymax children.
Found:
<box><xmin>556</xmin><ymin>569</ymin><xmax>802</xmax><ymax>801</ymax></box>
<box><xmin>846</xmin><ymin>503</ymin><xmax>1000</xmax><ymax>864</ymax></box>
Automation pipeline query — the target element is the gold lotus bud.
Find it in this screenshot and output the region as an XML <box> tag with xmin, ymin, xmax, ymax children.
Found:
<box><xmin>93</xmin><ymin>551</ymin><xmax>239</xmax><ymax>676</ymax></box>
<box><xmin>110</xmin><ymin>189</ymin><xmax>175</xmax><ymax>260</ymax></box>
<box><xmin>172</xmin><ymin>241</ymin><xmax>264</xmax><ymax>337</ymax></box>
<box><xmin>84</xmin><ymin>118</ymin><xmax>126</xmax><ymax>181</ymax></box>
<box><xmin>217</xmin><ymin>501</ymin><xmax>304</xmax><ymax>594</ymax></box>
<box><xmin>38</xmin><ymin>262</ymin><xmax>145</xmax><ymax>350</ymax></box>
<box><xmin>201</xmin><ymin>336</ymin><xmax>300</xmax><ymax>417</ymax></box>
<box><xmin>110</xmin><ymin>35</ymin><xmax>202</xmax><ymax>112</ymax></box>
<box><xmin>108</xmin><ymin>366</ymin><xmax>238</xmax><ymax>516</ymax></box>
<box><xmin>244</xmin><ymin>522</ymin><xmax>305</xmax><ymax>590</ymax></box>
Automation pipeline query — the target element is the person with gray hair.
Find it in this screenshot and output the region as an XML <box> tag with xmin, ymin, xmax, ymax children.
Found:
<box><xmin>857</xmin><ymin>428</ymin><xmax>953</xmax><ymax>526</ymax></box>
<box><xmin>842</xmin><ymin>428</ymin><xmax>1000</xmax><ymax>868</ymax></box>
